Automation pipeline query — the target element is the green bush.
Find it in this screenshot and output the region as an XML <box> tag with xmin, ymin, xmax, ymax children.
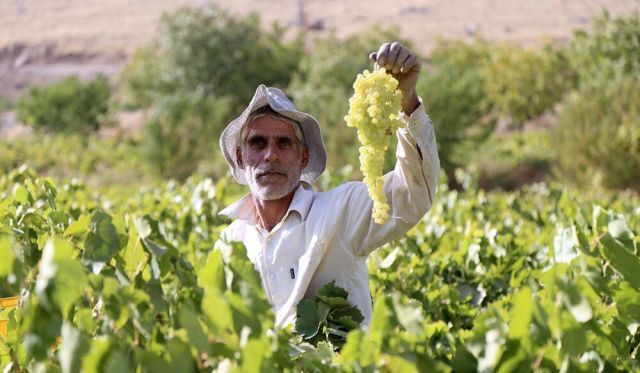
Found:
<box><xmin>471</xmin><ymin>131</ymin><xmax>554</xmax><ymax>190</ymax></box>
<box><xmin>567</xmin><ymin>11</ymin><xmax>640</xmax><ymax>86</ymax></box>
<box><xmin>120</xmin><ymin>5</ymin><xmax>303</xmax><ymax>113</ymax></box>
<box><xmin>483</xmin><ymin>42</ymin><xmax>572</xmax><ymax>127</ymax></box>
<box><xmin>287</xmin><ymin>28</ymin><xmax>406</xmax><ymax>173</ymax></box>
<box><xmin>552</xmin><ymin>75</ymin><xmax>640</xmax><ymax>191</ymax></box>
<box><xmin>16</xmin><ymin>76</ymin><xmax>111</xmax><ymax>133</ymax></box>
<box><xmin>0</xmin><ymin>98</ymin><xmax>9</xmax><ymax>113</ymax></box>
<box><xmin>143</xmin><ymin>93</ymin><xmax>232</xmax><ymax>180</ymax></box>
<box><xmin>416</xmin><ymin>38</ymin><xmax>493</xmax><ymax>172</ymax></box>
<box><xmin>118</xmin><ymin>45</ymin><xmax>165</xmax><ymax>109</ymax></box>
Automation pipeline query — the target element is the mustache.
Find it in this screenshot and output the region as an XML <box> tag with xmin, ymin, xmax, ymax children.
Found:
<box><xmin>253</xmin><ymin>165</ymin><xmax>288</xmax><ymax>177</ymax></box>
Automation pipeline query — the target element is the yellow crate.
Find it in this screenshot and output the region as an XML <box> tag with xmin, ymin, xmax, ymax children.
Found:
<box><xmin>0</xmin><ymin>297</ymin><xmax>18</xmax><ymax>308</ymax></box>
<box><xmin>1</xmin><ymin>296</ymin><xmax>19</xmax><ymax>339</ymax></box>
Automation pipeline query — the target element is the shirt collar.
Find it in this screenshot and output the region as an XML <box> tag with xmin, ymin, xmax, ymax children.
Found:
<box><xmin>219</xmin><ymin>182</ymin><xmax>315</xmax><ymax>226</ymax></box>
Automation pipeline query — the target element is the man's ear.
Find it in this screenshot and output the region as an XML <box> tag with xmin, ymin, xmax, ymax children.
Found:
<box><xmin>301</xmin><ymin>147</ymin><xmax>309</xmax><ymax>168</ymax></box>
<box><xmin>236</xmin><ymin>147</ymin><xmax>244</xmax><ymax>169</ymax></box>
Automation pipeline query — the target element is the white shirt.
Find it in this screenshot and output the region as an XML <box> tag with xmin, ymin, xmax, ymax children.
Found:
<box><xmin>217</xmin><ymin>101</ymin><xmax>440</xmax><ymax>329</ymax></box>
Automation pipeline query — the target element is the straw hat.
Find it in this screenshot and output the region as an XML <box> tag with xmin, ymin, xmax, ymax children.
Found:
<box><xmin>219</xmin><ymin>85</ymin><xmax>327</xmax><ymax>185</ymax></box>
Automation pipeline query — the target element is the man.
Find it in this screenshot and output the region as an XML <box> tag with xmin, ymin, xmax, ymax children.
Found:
<box><xmin>217</xmin><ymin>42</ymin><xmax>440</xmax><ymax>329</ymax></box>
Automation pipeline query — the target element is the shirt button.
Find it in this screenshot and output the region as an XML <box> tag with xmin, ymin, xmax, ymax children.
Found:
<box><xmin>269</xmin><ymin>273</ymin><xmax>275</xmax><ymax>280</ymax></box>
<box><xmin>265</xmin><ymin>237</ymin><xmax>271</xmax><ymax>244</ymax></box>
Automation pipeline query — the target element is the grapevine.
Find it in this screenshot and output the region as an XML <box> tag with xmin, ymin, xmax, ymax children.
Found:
<box><xmin>344</xmin><ymin>67</ymin><xmax>403</xmax><ymax>224</ymax></box>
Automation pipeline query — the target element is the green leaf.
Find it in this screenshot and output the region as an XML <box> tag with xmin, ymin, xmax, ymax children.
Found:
<box><xmin>600</xmin><ymin>233</ymin><xmax>640</xmax><ymax>290</ymax></box>
<box><xmin>296</xmin><ymin>299</ymin><xmax>322</xmax><ymax>339</ymax></box>
<box><xmin>227</xmin><ymin>292</ymin><xmax>264</xmax><ymax>335</ymax></box>
<box><xmin>13</xmin><ymin>185</ymin><xmax>29</xmax><ymax>203</ymax></box>
<box><xmin>0</xmin><ymin>234</ymin><xmax>15</xmax><ymax>277</ymax></box>
<box><xmin>178</xmin><ymin>302</ymin><xmax>211</xmax><ymax>356</ymax></box>
<box><xmin>330</xmin><ymin>315</ymin><xmax>359</xmax><ymax>330</ymax></box>
<box><xmin>35</xmin><ymin>238</ymin><xmax>88</xmax><ymax>317</ymax></box>
<box><xmin>325</xmin><ymin>326</ymin><xmax>349</xmax><ymax>339</ymax></box>
<box><xmin>21</xmin><ymin>300</ymin><xmax>63</xmax><ymax>361</ymax></box>
<box><xmin>379</xmin><ymin>247</ymin><xmax>400</xmax><ymax>269</ymax></box>
<box><xmin>121</xmin><ymin>224</ymin><xmax>148</xmax><ymax>280</ymax></box>
<box><xmin>198</xmin><ymin>249</ymin><xmax>225</xmax><ymax>292</ymax></box>
<box><xmin>73</xmin><ymin>308</ymin><xmax>95</xmax><ymax>334</ymax></box>
<box><xmin>614</xmin><ymin>281</ymin><xmax>640</xmax><ymax>323</ymax></box>
<box><xmin>566</xmin><ymin>295</ymin><xmax>593</xmax><ymax>324</ymax></box>
<box><xmin>316</xmin><ymin>295</ymin><xmax>349</xmax><ymax>308</ymax></box>
<box><xmin>64</xmin><ymin>215</ymin><xmax>90</xmax><ymax>237</ymax></box>
<box><xmin>555</xmin><ymin>272</ymin><xmax>593</xmax><ymax>323</ymax></box>
<box><xmin>83</xmin><ymin>211</ymin><xmax>122</xmax><ymax>273</ymax></box>
<box><xmin>560</xmin><ymin>327</ymin><xmax>587</xmax><ymax>356</ymax></box>
<box><xmin>317</xmin><ymin>280</ymin><xmax>349</xmax><ymax>306</ymax></box>
<box><xmin>58</xmin><ymin>322</ymin><xmax>89</xmax><ymax>373</ymax></box>
<box><xmin>104</xmin><ymin>349</ymin><xmax>130</xmax><ymax>373</ymax></box>
<box><xmin>82</xmin><ymin>338</ymin><xmax>113</xmax><ymax>373</ymax></box>
<box><xmin>391</xmin><ymin>294</ymin><xmax>424</xmax><ymax>335</ymax></box>
<box><xmin>338</xmin><ymin>329</ymin><xmax>364</xmax><ymax>364</ymax></box>
<box><xmin>134</xmin><ymin>349</ymin><xmax>169</xmax><ymax>373</ymax></box>
<box><xmin>317</xmin><ymin>280</ymin><xmax>348</xmax><ymax>299</ymax></box>
<box><xmin>451</xmin><ymin>341</ymin><xmax>478</xmax><ymax>373</ymax></box>
<box><xmin>141</xmin><ymin>238</ymin><xmax>168</xmax><ymax>260</ymax></box>
<box><xmin>329</xmin><ymin>306</ymin><xmax>364</xmax><ymax>326</ymax></box>
<box><xmin>48</xmin><ymin>211</ymin><xmax>70</xmax><ymax>226</ymax></box>
<box><xmin>166</xmin><ymin>339</ymin><xmax>196</xmax><ymax>372</ymax></box>
<box><xmin>387</xmin><ymin>355</ymin><xmax>420</xmax><ymax>373</ymax></box>
<box><xmin>368</xmin><ymin>294</ymin><xmax>390</xmax><ymax>346</ymax></box>
<box><xmin>133</xmin><ymin>216</ymin><xmax>152</xmax><ymax>240</ymax></box>
<box><xmin>575</xmin><ymin>225</ymin><xmax>594</xmax><ymax>256</ymax></box>
<box><xmin>553</xmin><ymin>227</ymin><xmax>579</xmax><ymax>263</ymax></box>
<box><xmin>608</xmin><ymin>219</ymin><xmax>636</xmax><ymax>253</ymax></box>
<box><xmin>241</xmin><ymin>338</ymin><xmax>269</xmax><ymax>373</ymax></box>
<box><xmin>509</xmin><ymin>287</ymin><xmax>533</xmax><ymax>339</ymax></box>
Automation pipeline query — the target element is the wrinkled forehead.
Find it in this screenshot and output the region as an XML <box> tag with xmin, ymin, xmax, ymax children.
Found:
<box><xmin>243</xmin><ymin>116</ymin><xmax>301</xmax><ymax>141</ymax></box>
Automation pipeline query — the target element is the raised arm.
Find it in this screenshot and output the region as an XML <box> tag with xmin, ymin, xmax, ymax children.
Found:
<box><xmin>344</xmin><ymin>42</ymin><xmax>440</xmax><ymax>255</ymax></box>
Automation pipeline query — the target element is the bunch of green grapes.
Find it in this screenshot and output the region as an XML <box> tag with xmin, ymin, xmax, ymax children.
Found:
<box><xmin>344</xmin><ymin>67</ymin><xmax>403</xmax><ymax>224</ymax></box>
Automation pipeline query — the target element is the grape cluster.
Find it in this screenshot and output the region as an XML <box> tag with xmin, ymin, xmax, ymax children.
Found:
<box><xmin>344</xmin><ymin>68</ymin><xmax>403</xmax><ymax>224</ymax></box>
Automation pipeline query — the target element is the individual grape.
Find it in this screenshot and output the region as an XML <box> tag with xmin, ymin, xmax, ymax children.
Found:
<box><xmin>344</xmin><ymin>68</ymin><xmax>403</xmax><ymax>224</ymax></box>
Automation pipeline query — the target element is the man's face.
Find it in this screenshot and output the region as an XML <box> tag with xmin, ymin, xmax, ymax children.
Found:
<box><xmin>237</xmin><ymin>116</ymin><xmax>308</xmax><ymax>201</ymax></box>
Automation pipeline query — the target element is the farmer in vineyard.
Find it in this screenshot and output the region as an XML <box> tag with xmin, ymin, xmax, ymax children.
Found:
<box><xmin>217</xmin><ymin>42</ymin><xmax>440</xmax><ymax>329</ymax></box>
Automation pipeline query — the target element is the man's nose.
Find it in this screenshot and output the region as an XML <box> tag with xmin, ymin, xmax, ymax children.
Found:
<box><xmin>263</xmin><ymin>141</ymin><xmax>280</xmax><ymax>162</ymax></box>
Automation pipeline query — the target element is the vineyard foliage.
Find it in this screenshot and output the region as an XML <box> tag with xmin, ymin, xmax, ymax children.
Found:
<box><xmin>0</xmin><ymin>134</ymin><xmax>150</xmax><ymax>188</ymax></box>
<box><xmin>3</xmin><ymin>7</ymin><xmax>640</xmax><ymax>372</ymax></box>
<box><xmin>1</xmin><ymin>166</ymin><xmax>639</xmax><ymax>371</ymax></box>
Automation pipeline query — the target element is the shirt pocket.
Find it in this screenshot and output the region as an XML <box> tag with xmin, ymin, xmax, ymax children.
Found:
<box><xmin>273</xmin><ymin>260</ymin><xmax>299</xmax><ymax>306</ymax></box>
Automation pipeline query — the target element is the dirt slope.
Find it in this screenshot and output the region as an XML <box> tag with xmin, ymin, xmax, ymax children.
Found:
<box><xmin>0</xmin><ymin>0</ymin><xmax>638</xmax><ymax>101</ymax></box>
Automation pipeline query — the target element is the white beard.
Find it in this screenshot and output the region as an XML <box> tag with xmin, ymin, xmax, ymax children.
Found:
<box><xmin>244</xmin><ymin>164</ymin><xmax>301</xmax><ymax>201</ymax></box>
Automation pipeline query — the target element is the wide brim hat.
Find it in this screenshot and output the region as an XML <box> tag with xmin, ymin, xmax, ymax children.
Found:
<box><xmin>220</xmin><ymin>84</ymin><xmax>327</xmax><ymax>185</ymax></box>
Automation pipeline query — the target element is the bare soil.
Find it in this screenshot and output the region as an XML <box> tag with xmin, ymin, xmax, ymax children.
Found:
<box><xmin>1</xmin><ymin>0</ymin><xmax>638</xmax><ymax>100</ymax></box>
<box><xmin>0</xmin><ymin>0</ymin><xmax>638</xmax><ymax>135</ymax></box>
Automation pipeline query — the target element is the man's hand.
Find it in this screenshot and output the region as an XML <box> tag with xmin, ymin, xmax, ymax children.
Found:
<box><xmin>369</xmin><ymin>42</ymin><xmax>421</xmax><ymax>115</ymax></box>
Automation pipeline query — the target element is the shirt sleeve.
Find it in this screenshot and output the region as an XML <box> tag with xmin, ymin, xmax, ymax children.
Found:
<box><xmin>343</xmin><ymin>98</ymin><xmax>440</xmax><ymax>256</ymax></box>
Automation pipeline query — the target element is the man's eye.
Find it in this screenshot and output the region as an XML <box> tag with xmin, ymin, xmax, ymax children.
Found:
<box><xmin>248</xmin><ymin>137</ymin><xmax>266</xmax><ymax>147</ymax></box>
<box><xmin>278</xmin><ymin>138</ymin><xmax>293</xmax><ymax>147</ymax></box>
